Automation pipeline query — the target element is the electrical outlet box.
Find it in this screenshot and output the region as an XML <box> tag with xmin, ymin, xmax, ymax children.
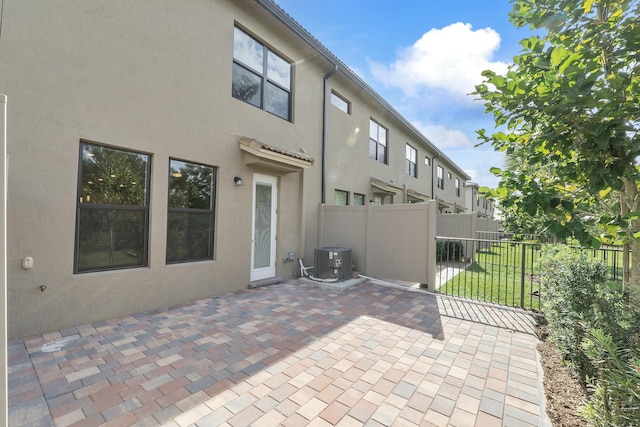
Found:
<box><xmin>22</xmin><ymin>256</ymin><xmax>34</xmax><ymax>270</ymax></box>
<box><xmin>288</xmin><ymin>252</ymin><xmax>295</xmax><ymax>261</ymax></box>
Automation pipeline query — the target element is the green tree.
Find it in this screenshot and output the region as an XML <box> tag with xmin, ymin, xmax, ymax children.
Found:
<box><xmin>475</xmin><ymin>0</ymin><xmax>640</xmax><ymax>290</ymax></box>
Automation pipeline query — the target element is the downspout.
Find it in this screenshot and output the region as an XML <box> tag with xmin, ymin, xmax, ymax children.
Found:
<box><xmin>322</xmin><ymin>63</ymin><xmax>339</xmax><ymax>204</ymax></box>
<box><xmin>430</xmin><ymin>153</ymin><xmax>440</xmax><ymax>199</ymax></box>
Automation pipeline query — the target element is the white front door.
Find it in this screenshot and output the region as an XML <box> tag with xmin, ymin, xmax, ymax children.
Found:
<box><xmin>251</xmin><ymin>173</ymin><xmax>278</xmax><ymax>281</ymax></box>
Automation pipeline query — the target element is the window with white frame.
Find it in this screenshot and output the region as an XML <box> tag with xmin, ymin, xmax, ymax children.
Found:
<box><xmin>406</xmin><ymin>144</ymin><xmax>417</xmax><ymax>177</ymax></box>
<box><xmin>437</xmin><ymin>165</ymin><xmax>444</xmax><ymax>190</ymax></box>
<box><xmin>232</xmin><ymin>27</ymin><xmax>292</xmax><ymax>121</ymax></box>
<box><xmin>369</xmin><ymin>119</ymin><xmax>387</xmax><ymax>164</ymax></box>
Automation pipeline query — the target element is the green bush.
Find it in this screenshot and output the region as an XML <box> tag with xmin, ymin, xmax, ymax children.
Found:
<box><xmin>538</xmin><ymin>245</ymin><xmax>607</xmax><ymax>378</ymax></box>
<box><xmin>436</xmin><ymin>240</ymin><xmax>465</xmax><ymax>262</ymax></box>
<box><xmin>581</xmin><ymin>327</ymin><xmax>640</xmax><ymax>426</ymax></box>
<box><xmin>538</xmin><ymin>245</ymin><xmax>640</xmax><ymax>426</ymax></box>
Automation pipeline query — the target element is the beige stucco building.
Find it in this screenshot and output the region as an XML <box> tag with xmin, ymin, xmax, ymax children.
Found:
<box><xmin>465</xmin><ymin>181</ymin><xmax>496</xmax><ymax>218</ymax></box>
<box><xmin>0</xmin><ymin>0</ymin><xmax>475</xmax><ymax>338</ymax></box>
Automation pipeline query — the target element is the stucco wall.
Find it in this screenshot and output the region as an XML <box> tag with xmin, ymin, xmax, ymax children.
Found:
<box><xmin>0</xmin><ymin>0</ymin><xmax>326</xmax><ymax>338</ymax></box>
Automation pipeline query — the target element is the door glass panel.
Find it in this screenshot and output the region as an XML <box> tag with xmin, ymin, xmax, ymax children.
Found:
<box><xmin>253</xmin><ymin>182</ymin><xmax>272</xmax><ymax>269</ymax></box>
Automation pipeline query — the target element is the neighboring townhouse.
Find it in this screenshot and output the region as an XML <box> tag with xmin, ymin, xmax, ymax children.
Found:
<box><xmin>466</xmin><ymin>181</ymin><xmax>496</xmax><ymax>218</ymax></box>
<box><xmin>323</xmin><ymin>74</ymin><xmax>470</xmax><ymax>212</ymax></box>
<box><xmin>1</xmin><ymin>0</ymin><xmax>473</xmax><ymax>338</ymax></box>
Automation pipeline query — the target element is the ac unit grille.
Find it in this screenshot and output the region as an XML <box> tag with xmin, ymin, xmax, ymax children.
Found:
<box><xmin>314</xmin><ymin>247</ymin><xmax>352</xmax><ymax>280</ymax></box>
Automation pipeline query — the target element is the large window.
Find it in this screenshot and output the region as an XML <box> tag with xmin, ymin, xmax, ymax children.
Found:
<box><xmin>369</xmin><ymin>119</ymin><xmax>387</xmax><ymax>164</ymax></box>
<box><xmin>455</xmin><ymin>178</ymin><xmax>460</xmax><ymax>197</ymax></box>
<box><xmin>167</xmin><ymin>159</ymin><xmax>216</xmax><ymax>263</ymax></box>
<box><xmin>437</xmin><ymin>165</ymin><xmax>444</xmax><ymax>190</ymax></box>
<box><xmin>75</xmin><ymin>142</ymin><xmax>150</xmax><ymax>273</ymax></box>
<box><xmin>232</xmin><ymin>27</ymin><xmax>292</xmax><ymax>121</ymax></box>
<box><xmin>334</xmin><ymin>189</ymin><xmax>349</xmax><ymax>206</ymax></box>
<box><xmin>406</xmin><ymin>144</ymin><xmax>417</xmax><ymax>177</ymax></box>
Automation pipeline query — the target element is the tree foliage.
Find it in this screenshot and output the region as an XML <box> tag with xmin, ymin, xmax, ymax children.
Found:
<box><xmin>475</xmin><ymin>0</ymin><xmax>640</xmax><ymax>287</ymax></box>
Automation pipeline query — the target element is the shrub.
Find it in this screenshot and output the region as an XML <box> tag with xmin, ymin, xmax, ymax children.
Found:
<box><xmin>436</xmin><ymin>240</ymin><xmax>465</xmax><ymax>262</ymax></box>
<box><xmin>538</xmin><ymin>244</ymin><xmax>640</xmax><ymax>426</ymax></box>
<box><xmin>581</xmin><ymin>327</ymin><xmax>640</xmax><ymax>426</ymax></box>
<box><xmin>538</xmin><ymin>245</ymin><xmax>607</xmax><ymax>378</ymax></box>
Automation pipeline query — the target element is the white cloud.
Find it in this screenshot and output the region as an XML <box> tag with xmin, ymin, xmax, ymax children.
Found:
<box><xmin>413</xmin><ymin>122</ymin><xmax>472</xmax><ymax>149</ymax></box>
<box><xmin>369</xmin><ymin>22</ymin><xmax>509</xmax><ymax>102</ymax></box>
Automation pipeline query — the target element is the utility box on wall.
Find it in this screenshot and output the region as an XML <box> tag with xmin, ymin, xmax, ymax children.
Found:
<box><xmin>314</xmin><ymin>247</ymin><xmax>352</xmax><ymax>280</ymax></box>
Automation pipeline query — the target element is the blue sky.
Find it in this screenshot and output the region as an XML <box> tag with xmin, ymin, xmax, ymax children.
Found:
<box><xmin>275</xmin><ymin>0</ymin><xmax>534</xmax><ymax>189</ymax></box>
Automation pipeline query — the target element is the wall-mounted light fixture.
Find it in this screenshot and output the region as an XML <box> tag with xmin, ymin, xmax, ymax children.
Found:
<box><xmin>234</xmin><ymin>176</ymin><xmax>243</xmax><ymax>186</ymax></box>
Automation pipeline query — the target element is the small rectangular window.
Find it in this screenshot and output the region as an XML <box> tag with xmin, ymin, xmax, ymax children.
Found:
<box><xmin>75</xmin><ymin>142</ymin><xmax>151</xmax><ymax>273</ymax></box>
<box><xmin>334</xmin><ymin>189</ymin><xmax>349</xmax><ymax>206</ymax></box>
<box><xmin>369</xmin><ymin>119</ymin><xmax>388</xmax><ymax>164</ymax></box>
<box><xmin>353</xmin><ymin>193</ymin><xmax>365</xmax><ymax>205</ymax></box>
<box><xmin>406</xmin><ymin>144</ymin><xmax>417</xmax><ymax>178</ymax></box>
<box><xmin>167</xmin><ymin>159</ymin><xmax>217</xmax><ymax>263</ymax></box>
<box><xmin>447</xmin><ymin>172</ymin><xmax>452</xmax><ymax>179</ymax></box>
<box><xmin>330</xmin><ymin>91</ymin><xmax>350</xmax><ymax>114</ymax></box>
<box><xmin>425</xmin><ymin>156</ymin><xmax>431</xmax><ymax>166</ymax></box>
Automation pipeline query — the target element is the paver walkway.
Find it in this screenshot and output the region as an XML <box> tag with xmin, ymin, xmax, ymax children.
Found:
<box><xmin>8</xmin><ymin>280</ymin><xmax>551</xmax><ymax>426</ymax></box>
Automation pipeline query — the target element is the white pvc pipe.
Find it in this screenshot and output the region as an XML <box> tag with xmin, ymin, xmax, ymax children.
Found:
<box><xmin>298</xmin><ymin>258</ymin><xmax>339</xmax><ymax>283</ymax></box>
<box><xmin>1</xmin><ymin>94</ymin><xmax>7</xmax><ymax>427</ymax></box>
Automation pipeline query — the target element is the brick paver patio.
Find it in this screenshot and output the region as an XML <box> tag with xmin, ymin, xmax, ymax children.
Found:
<box><xmin>8</xmin><ymin>280</ymin><xmax>551</xmax><ymax>426</ymax></box>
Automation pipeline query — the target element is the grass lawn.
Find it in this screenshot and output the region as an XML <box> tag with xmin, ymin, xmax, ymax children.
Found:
<box><xmin>438</xmin><ymin>242</ymin><xmax>543</xmax><ymax>311</ymax></box>
<box><xmin>437</xmin><ymin>241</ymin><xmax>626</xmax><ymax>312</ymax></box>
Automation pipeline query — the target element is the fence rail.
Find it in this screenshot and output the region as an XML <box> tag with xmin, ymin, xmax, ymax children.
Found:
<box><xmin>475</xmin><ymin>231</ymin><xmax>554</xmax><ymax>244</ymax></box>
<box><xmin>435</xmin><ymin>237</ymin><xmax>625</xmax><ymax>312</ymax></box>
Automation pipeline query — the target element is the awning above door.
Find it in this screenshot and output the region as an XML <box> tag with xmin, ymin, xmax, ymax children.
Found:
<box><xmin>406</xmin><ymin>188</ymin><xmax>428</xmax><ymax>202</ymax></box>
<box><xmin>239</xmin><ymin>136</ymin><xmax>314</xmax><ymax>174</ymax></box>
<box><xmin>370</xmin><ymin>177</ymin><xmax>402</xmax><ymax>194</ymax></box>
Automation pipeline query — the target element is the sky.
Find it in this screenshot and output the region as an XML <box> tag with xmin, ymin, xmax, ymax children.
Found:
<box><xmin>274</xmin><ymin>0</ymin><xmax>535</xmax><ymax>189</ymax></box>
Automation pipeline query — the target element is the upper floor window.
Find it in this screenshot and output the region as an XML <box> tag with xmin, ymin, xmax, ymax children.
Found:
<box><xmin>331</xmin><ymin>91</ymin><xmax>350</xmax><ymax>114</ymax></box>
<box><xmin>406</xmin><ymin>144</ymin><xmax>417</xmax><ymax>177</ymax></box>
<box><xmin>75</xmin><ymin>142</ymin><xmax>150</xmax><ymax>273</ymax></box>
<box><xmin>334</xmin><ymin>189</ymin><xmax>348</xmax><ymax>206</ymax></box>
<box><xmin>447</xmin><ymin>172</ymin><xmax>452</xmax><ymax>180</ymax></box>
<box><xmin>437</xmin><ymin>165</ymin><xmax>444</xmax><ymax>190</ymax></box>
<box><xmin>353</xmin><ymin>193</ymin><xmax>365</xmax><ymax>205</ymax></box>
<box><xmin>369</xmin><ymin>119</ymin><xmax>387</xmax><ymax>164</ymax></box>
<box><xmin>455</xmin><ymin>178</ymin><xmax>460</xmax><ymax>197</ymax></box>
<box><xmin>232</xmin><ymin>27</ymin><xmax>292</xmax><ymax>121</ymax></box>
<box><xmin>167</xmin><ymin>159</ymin><xmax>217</xmax><ymax>264</ymax></box>
<box><xmin>425</xmin><ymin>156</ymin><xmax>431</xmax><ymax>166</ymax></box>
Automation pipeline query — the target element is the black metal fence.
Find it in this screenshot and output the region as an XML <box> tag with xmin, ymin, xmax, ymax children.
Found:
<box><xmin>435</xmin><ymin>237</ymin><xmax>624</xmax><ymax>312</ymax></box>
